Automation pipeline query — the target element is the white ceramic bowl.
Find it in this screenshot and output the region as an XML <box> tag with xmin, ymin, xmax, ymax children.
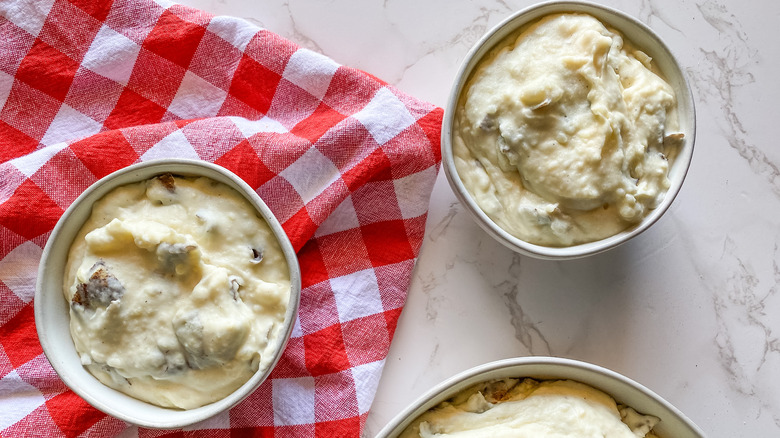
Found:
<box><xmin>376</xmin><ymin>357</ymin><xmax>705</xmax><ymax>437</ymax></box>
<box><xmin>35</xmin><ymin>159</ymin><xmax>301</xmax><ymax>428</ymax></box>
<box><xmin>442</xmin><ymin>1</ymin><xmax>696</xmax><ymax>259</ymax></box>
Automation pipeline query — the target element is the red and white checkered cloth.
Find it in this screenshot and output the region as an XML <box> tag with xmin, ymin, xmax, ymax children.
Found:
<box><xmin>0</xmin><ymin>0</ymin><xmax>442</xmax><ymax>435</ymax></box>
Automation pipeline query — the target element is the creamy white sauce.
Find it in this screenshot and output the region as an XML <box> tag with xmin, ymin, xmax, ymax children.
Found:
<box><xmin>63</xmin><ymin>174</ymin><xmax>290</xmax><ymax>409</ymax></box>
<box><xmin>454</xmin><ymin>13</ymin><xmax>681</xmax><ymax>246</ymax></box>
<box><xmin>400</xmin><ymin>378</ymin><xmax>661</xmax><ymax>438</ymax></box>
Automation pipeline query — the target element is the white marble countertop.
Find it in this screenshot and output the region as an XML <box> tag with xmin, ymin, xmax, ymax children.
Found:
<box><xmin>179</xmin><ymin>1</ymin><xmax>780</xmax><ymax>436</ymax></box>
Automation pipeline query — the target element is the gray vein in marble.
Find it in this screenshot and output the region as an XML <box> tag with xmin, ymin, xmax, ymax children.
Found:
<box><xmin>502</xmin><ymin>290</ymin><xmax>549</xmax><ymax>353</ymax></box>
<box><xmin>425</xmin><ymin>196</ymin><xmax>551</xmax><ymax>354</ymax></box>
<box><xmin>697</xmin><ymin>1</ymin><xmax>748</xmax><ymax>43</ymax></box>
<box><xmin>688</xmin><ymin>2</ymin><xmax>780</xmax><ymax>197</ymax></box>
<box><xmin>428</xmin><ymin>202</ymin><xmax>461</xmax><ymax>242</ymax></box>
<box><xmin>430</xmin><ymin>1</ymin><xmax>514</xmax><ymax>51</ymax></box>
<box><xmin>417</xmin><ymin>271</ymin><xmax>446</xmax><ymax>322</ymax></box>
<box><xmin>496</xmin><ymin>254</ymin><xmax>552</xmax><ymax>355</ymax></box>
<box><xmin>715</xmin><ymin>236</ymin><xmax>780</xmax><ymax>427</ymax></box>
<box><xmin>755</xmin><ymin>242</ymin><xmax>780</xmax><ymax>374</ymax></box>
<box><xmin>244</xmin><ymin>17</ymin><xmax>265</xmax><ymax>28</ymax></box>
<box><xmin>636</xmin><ymin>0</ymin><xmax>682</xmax><ymax>33</ymax></box>
<box><xmin>667</xmin><ymin>203</ymin><xmax>780</xmax><ymax>430</ymax></box>
<box><xmin>714</xmin><ymin>238</ymin><xmax>755</xmax><ymax>393</ymax></box>
<box><xmin>389</xmin><ymin>3</ymin><xmax>511</xmax><ymax>86</ymax></box>
<box><xmin>671</xmin><ymin>209</ymin><xmax>780</xmax><ymax>429</ymax></box>
<box><xmin>414</xmin><ymin>343</ymin><xmax>441</xmax><ymax>389</ymax></box>
<box><xmin>280</xmin><ymin>0</ymin><xmax>326</xmax><ymax>54</ymax></box>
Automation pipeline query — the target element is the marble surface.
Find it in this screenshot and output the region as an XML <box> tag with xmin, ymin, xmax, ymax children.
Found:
<box><xmin>177</xmin><ymin>0</ymin><xmax>780</xmax><ymax>436</ymax></box>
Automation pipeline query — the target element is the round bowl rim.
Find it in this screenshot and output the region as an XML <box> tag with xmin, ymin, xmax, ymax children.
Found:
<box><xmin>34</xmin><ymin>158</ymin><xmax>301</xmax><ymax>428</ymax></box>
<box><xmin>375</xmin><ymin>356</ymin><xmax>706</xmax><ymax>437</ymax></box>
<box><xmin>441</xmin><ymin>0</ymin><xmax>697</xmax><ymax>260</ymax></box>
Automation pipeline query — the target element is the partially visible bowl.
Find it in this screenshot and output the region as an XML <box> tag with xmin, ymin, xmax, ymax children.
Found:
<box><xmin>35</xmin><ymin>159</ymin><xmax>301</xmax><ymax>429</ymax></box>
<box><xmin>442</xmin><ymin>1</ymin><xmax>696</xmax><ymax>259</ymax></box>
<box><xmin>376</xmin><ymin>357</ymin><xmax>705</xmax><ymax>437</ymax></box>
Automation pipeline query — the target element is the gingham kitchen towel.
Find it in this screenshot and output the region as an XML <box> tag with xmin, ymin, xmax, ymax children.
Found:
<box><xmin>0</xmin><ymin>0</ymin><xmax>443</xmax><ymax>436</ymax></box>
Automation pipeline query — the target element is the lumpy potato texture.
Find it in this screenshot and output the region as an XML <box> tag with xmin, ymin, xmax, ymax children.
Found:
<box><xmin>64</xmin><ymin>175</ymin><xmax>290</xmax><ymax>409</ymax></box>
<box><xmin>454</xmin><ymin>13</ymin><xmax>680</xmax><ymax>246</ymax></box>
<box><xmin>399</xmin><ymin>378</ymin><xmax>661</xmax><ymax>438</ymax></box>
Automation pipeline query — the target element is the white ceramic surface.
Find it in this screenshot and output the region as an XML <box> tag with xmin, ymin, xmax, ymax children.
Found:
<box><xmin>442</xmin><ymin>0</ymin><xmax>696</xmax><ymax>259</ymax></box>
<box><xmin>34</xmin><ymin>159</ymin><xmax>301</xmax><ymax>429</ymax></box>
<box><xmin>376</xmin><ymin>357</ymin><xmax>705</xmax><ymax>437</ymax></box>
<box><xmin>176</xmin><ymin>1</ymin><xmax>780</xmax><ymax>437</ymax></box>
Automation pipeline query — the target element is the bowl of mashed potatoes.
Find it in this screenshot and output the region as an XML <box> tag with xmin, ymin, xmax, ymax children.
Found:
<box><xmin>35</xmin><ymin>159</ymin><xmax>301</xmax><ymax>428</ymax></box>
<box><xmin>376</xmin><ymin>357</ymin><xmax>705</xmax><ymax>437</ymax></box>
<box><xmin>443</xmin><ymin>1</ymin><xmax>695</xmax><ymax>259</ymax></box>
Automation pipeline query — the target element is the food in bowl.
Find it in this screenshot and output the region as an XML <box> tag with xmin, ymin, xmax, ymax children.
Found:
<box><xmin>453</xmin><ymin>12</ymin><xmax>684</xmax><ymax>246</ymax></box>
<box><xmin>63</xmin><ymin>173</ymin><xmax>291</xmax><ymax>409</ymax></box>
<box><xmin>377</xmin><ymin>357</ymin><xmax>705</xmax><ymax>437</ymax></box>
<box><xmin>399</xmin><ymin>377</ymin><xmax>661</xmax><ymax>437</ymax></box>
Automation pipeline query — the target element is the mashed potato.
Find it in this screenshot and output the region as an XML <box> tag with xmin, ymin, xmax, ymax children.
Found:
<box><xmin>454</xmin><ymin>13</ymin><xmax>682</xmax><ymax>246</ymax></box>
<box><xmin>63</xmin><ymin>174</ymin><xmax>290</xmax><ymax>409</ymax></box>
<box><xmin>400</xmin><ymin>378</ymin><xmax>661</xmax><ymax>438</ymax></box>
